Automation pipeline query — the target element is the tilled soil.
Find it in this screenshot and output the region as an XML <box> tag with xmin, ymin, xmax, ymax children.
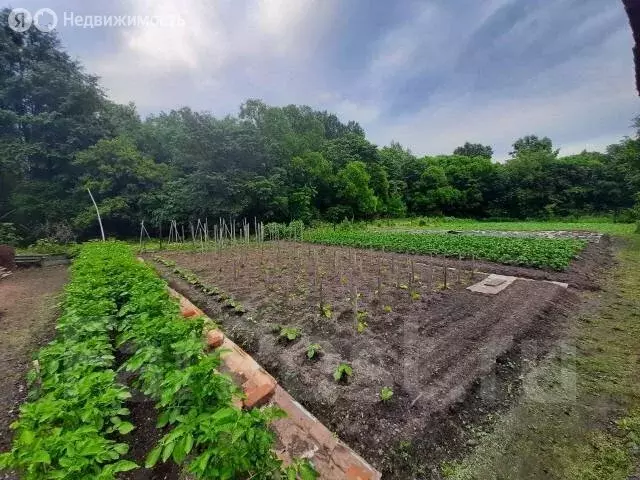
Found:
<box><xmin>151</xmin><ymin>242</ymin><xmax>590</xmax><ymax>478</ymax></box>
<box><xmin>0</xmin><ymin>266</ymin><xmax>68</xmax><ymax>479</ymax></box>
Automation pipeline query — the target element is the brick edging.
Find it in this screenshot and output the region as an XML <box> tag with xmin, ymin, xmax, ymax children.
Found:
<box><xmin>168</xmin><ymin>286</ymin><xmax>381</xmax><ymax>480</ymax></box>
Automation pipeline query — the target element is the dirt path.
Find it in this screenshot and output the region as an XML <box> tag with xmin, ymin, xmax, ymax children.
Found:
<box><xmin>0</xmin><ymin>267</ymin><xmax>68</xmax><ymax>456</ymax></box>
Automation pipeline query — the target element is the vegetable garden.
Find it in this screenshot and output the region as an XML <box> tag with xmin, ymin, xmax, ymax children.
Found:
<box><xmin>0</xmin><ymin>242</ymin><xmax>311</xmax><ymax>480</ymax></box>
<box><xmin>0</xmin><ymin>226</ymin><xmax>612</xmax><ymax>479</ymax></box>
<box><xmin>149</xmin><ymin>235</ymin><xmax>589</xmax><ymax>478</ymax></box>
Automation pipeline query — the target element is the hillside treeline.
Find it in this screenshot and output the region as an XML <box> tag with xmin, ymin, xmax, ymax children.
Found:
<box><xmin>1</xmin><ymin>10</ymin><xmax>639</xmax><ymax>242</ymax></box>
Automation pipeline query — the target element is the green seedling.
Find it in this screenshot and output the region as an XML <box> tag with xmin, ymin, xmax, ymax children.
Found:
<box><xmin>306</xmin><ymin>343</ymin><xmax>323</xmax><ymax>359</ymax></box>
<box><xmin>380</xmin><ymin>386</ymin><xmax>394</xmax><ymax>402</ymax></box>
<box><xmin>333</xmin><ymin>363</ymin><xmax>352</xmax><ymax>382</ymax></box>
<box><xmin>321</xmin><ymin>303</ymin><xmax>333</xmax><ymax>319</ymax></box>
<box><xmin>279</xmin><ymin>326</ymin><xmax>302</xmax><ymax>342</ymax></box>
<box><xmin>383</xmin><ymin>305</ymin><xmax>392</xmax><ymax>313</ymax></box>
<box><xmin>357</xmin><ymin>319</ymin><xmax>368</xmax><ymax>333</ymax></box>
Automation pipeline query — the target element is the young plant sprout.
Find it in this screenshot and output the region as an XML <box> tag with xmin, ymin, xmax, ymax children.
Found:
<box><xmin>380</xmin><ymin>386</ymin><xmax>394</xmax><ymax>402</ymax></box>
<box><xmin>306</xmin><ymin>343</ymin><xmax>323</xmax><ymax>359</ymax></box>
<box><xmin>279</xmin><ymin>326</ymin><xmax>302</xmax><ymax>342</ymax></box>
<box><xmin>356</xmin><ymin>310</ymin><xmax>368</xmax><ymax>333</ymax></box>
<box><xmin>333</xmin><ymin>363</ymin><xmax>353</xmax><ymax>382</ymax></box>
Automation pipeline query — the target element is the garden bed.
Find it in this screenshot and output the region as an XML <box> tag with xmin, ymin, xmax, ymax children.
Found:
<box><xmin>0</xmin><ymin>266</ymin><xmax>68</xmax><ymax>468</ymax></box>
<box><xmin>149</xmin><ymin>241</ymin><xmax>590</xmax><ymax>478</ymax></box>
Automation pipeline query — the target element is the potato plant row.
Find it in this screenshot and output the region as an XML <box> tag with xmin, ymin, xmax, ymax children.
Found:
<box><xmin>303</xmin><ymin>229</ymin><xmax>586</xmax><ymax>270</ymax></box>
<box><xmin>1</xmin><ymin>243</ymin><xmax>313</xmax><ymax>479</ymax></box>
<box><xmin>0</xmin><ymin>243</ymin><xmax>139</xmax><ymax>478</ymax></box>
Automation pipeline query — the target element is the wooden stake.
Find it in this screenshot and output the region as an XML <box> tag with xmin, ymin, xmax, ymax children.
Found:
<box><xmin>443</xmin><ymin>258</ymin><xmax>448</xmax><ymax>289</ymax></box>
<box><xmin>87</xmin><ymin>188</ymin><xmax>105</xmax><ymax>241</ymax></box>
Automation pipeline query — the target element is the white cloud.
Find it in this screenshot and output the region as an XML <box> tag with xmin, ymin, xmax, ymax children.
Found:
<box><xmin>364</xmin><ymin>24</ymin><xmax>639</xmax><ymax>160</ymax></box>
<box><xmin>84</xmin><ymin>0</ymin><xmax>338</xmax><ymax>111</ymax></box>
<box><xmin>41</xmin><ymin>0</ymin><xmax>638</xmax><ymax>159</ymax></box>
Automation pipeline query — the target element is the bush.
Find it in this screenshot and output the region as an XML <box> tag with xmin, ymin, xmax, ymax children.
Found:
<box><xmin>0</xmin><ymin>223</ymin><xmax>21</xmax><ymax>246</ymax></box>
<box><xmin>27</xmin><ymin>239</ymin><xmax>77</xmax><ymax>255</ymax></box>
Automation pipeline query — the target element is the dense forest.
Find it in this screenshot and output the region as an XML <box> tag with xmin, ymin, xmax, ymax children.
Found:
<box><xmin>1</xmin><ymin>9</ymin><xmax>639</xmax><ymax>243</ymax></box>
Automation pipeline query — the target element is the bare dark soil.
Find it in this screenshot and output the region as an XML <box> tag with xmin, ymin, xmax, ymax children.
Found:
<box><xmin>119</xmin><ymin>393</ymin><xmax>181</xmax><ymax>480</ymax></box>
<box><xmin>0</xmin><ymin>266</ymin><xmax>68</xmax><ymax>479</ymax></box>
<box><xmin>150</xmin><ymin>241</ymin><xmax>604</xmax><ymax>479</ymax></box>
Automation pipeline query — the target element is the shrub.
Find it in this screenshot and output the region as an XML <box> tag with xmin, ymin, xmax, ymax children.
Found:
<box><xmin>0</xmin><ymin>223</ymin><xmax>21</xmax><ymax>246</ymax></box>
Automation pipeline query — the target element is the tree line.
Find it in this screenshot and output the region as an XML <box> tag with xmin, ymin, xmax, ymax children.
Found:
<box><xmin>1</xmin><ymin>9</ymin><xmax>639</xmax><ymax>243</ymax></box>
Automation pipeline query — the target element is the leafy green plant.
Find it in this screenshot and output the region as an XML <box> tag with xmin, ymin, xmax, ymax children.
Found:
<box><xmin>0</xmin><ymin>222</ymin><xmax>21</xmax><ymax>246</ymax></box>
<box><xmin>279</xmin><ymin>326</ymin><xmax>302</xmax><ymax>342</ymax></box>
<box><xmin>306</xmin><ymin>344</ymin><xmax>323</xmax><ymax>360</ymax></box>
<box><xmin>2</xmin><ymin>243</ymin><xmax>292</xmax><ymax>480</ymax></box>
<box><xmin>380</xmin><ymin>386</ymin><xmax>394</xmax><ymax>402</ymax></box>
<box><xmin>356</xmin><ymin>310</ymin><xmax>368</xmax><ymax>333</ymax></box>
<box><xmin>333</xmin><ymin>363</ymin><xmax>353</xmax><ymax>382</ymax></box>
<box><xmin>321</xmin><ymin>303</ymin><xmax>333</xmax><ymax>319</ymax></box>
<box><xmin>0</xmin><ymin>243</ymin><xmax>137</xmax><ymax>479</ymax></box>
<box><xmin>304</xmin><ymin>229</ymin><xmax>586</xmax><ymax>270</ymax></box>
<box><xmin>282</xmin><ymin>458</ymin><xmax>318</xmax><ymax>479</ymax></box>
<box><xmin>383</xmin><ymin>305</ymin><xmax>392</xmax><ymax>313</ymax></box>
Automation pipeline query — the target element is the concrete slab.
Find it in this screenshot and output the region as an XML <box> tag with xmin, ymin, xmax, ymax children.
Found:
<box><xmin>484</xmin><ymin>277</ymin><xmax>507</xmax><ymax>287</ymax></box>
<box><xmin>467</xmin><ymin>274</ymin><xmax>518</xmax><ymax>294</ymax></box>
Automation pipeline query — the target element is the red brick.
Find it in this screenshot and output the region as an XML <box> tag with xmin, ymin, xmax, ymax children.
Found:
<box><xmin>309</xmin><ymin>421</ymin><xmax>338</xmax><ymax>452</ymax></box>
<box><xmin>346</xmin><ymin>465</ymin><xmax>376</xmax><ymax>480</ymax></box>
<box><xmin>332</xmin><ymin>444</ymin><xmax>379</xmax><ymax>480</ymax></box>
<box><xmin>206</xmin><ymin>329</ymin><xmax>225</xmax><ymax>349</ymax></box>
<box><xmin>242</xmin><ymin>373</ymin><xmax>276</xmax><ymax>408</ymax></box>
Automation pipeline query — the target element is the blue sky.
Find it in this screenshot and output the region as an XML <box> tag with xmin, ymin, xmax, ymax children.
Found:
<box><xmin>12</xmin><ymin>0</ymin><xmax>640</xmax><ymax>159</ymax></box>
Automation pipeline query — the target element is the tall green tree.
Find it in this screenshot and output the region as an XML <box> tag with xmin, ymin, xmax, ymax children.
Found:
<box><xmin>0</xmin><ymin>8</ymin><xmax>112</xmax><ymax>236</ymax></box>
<box><xmin>73</xmin><ymin>136</ymin><xmax>168</xmax><ymax>235</ymax></box>
<box><xmin>453</xmin><ymin>142</ymin><xmax>493</xmax><ymax>159</ymax></box>
<box><xmin>510</xmin><ymin>135</ymin><xmax>558</xmax><ymax>157</ymax></box>
<box><xmin>336</xmin><ymin>161</ymin><xmax>378</xmax><ymax>217</ymax></box>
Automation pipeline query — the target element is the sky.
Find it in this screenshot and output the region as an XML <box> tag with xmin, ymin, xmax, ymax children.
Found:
<box><xmin>12</xmin><ymin>0</ymin><xmax>640</xmax><ymax>159</ymax></box>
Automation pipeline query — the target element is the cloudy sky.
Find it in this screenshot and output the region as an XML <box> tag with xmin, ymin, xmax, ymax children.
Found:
<box><xmin>15</xmin><ymin>0</ymin><xmax>640</xmax><ymax>159</ymax></box>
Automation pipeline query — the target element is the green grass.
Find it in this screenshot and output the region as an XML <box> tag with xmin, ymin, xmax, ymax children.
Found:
<box><xmin>303</xmin><ymin>228</ymin><xmax>586</xmax><ymax>270</ymax></box>
<box><xmin>441</xmin><ymin>235</ymin><xmax>640</xmax><ymax>479</ymax></box>
<box><xmin>368</xmin><ymin>217</ymin><xmax>635</xmax><ymax>236</ymax></box>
